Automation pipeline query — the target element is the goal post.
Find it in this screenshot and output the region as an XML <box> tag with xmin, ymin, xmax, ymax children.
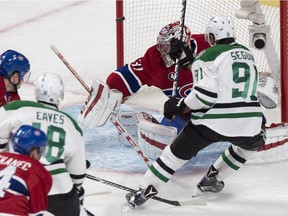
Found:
<box><xmin>116</xmin><ymin>0</ymin><xmax>286</xmax><ymax>122</ymax></box>
<box><xmin>116</xmin><ymin>0</ymin><xmax>124</xmax><ymax>68</ymax></box>
<box><xmin>280</xmin><ymin>0</ymin><xmax>288</xmax><ymax>122</ymax></box>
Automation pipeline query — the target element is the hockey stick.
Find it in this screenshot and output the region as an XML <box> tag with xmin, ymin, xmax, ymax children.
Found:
<box><xmin>171</xmin><ymin>0</ymin><xmax>187</xmax><ymax>98</ymax></box>
<box><xmin>85</xmin><ymin>191</ymin><xmax>112</xmax><ymax>196</ymax></box>
<box><xmin>50</xmin><ymin>45</ymin><xmax>152</xmax><ymax>167</ymax></box>
<box><xmin>86</xmin><ymin>173</ymin><xmax>206</xmax><ymax>206</ymax></box>
<box><xmin>85</xmin><ymin>209</ymin><xmax>95</xmax><ymax>216</ymax></box>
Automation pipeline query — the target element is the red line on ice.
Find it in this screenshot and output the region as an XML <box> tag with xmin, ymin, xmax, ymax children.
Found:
<box><xmin>0</xmin><ymin>1</ymin><xmax>88</xmax><ymax>33</ymax></box>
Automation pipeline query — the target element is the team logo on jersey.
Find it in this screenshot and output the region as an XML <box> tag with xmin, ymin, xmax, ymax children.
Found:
<box><xmin>168</xmin><ymin>72</ymin><xmax>176</xmax><ymax>81</ymax></box>
<box><xmin>179</xmin><ymin>83</ymin><xmax>192</xmax><ymax>97</ymax></box>
<box><xmin>18</xmin><ymin>55</ymin><xmax>24</xmax><ymax>61</ymax></box>
<box><xmin>34</xmin><ymin>130</ymin><xmax>41</xmax><ymax>136</ymax></box>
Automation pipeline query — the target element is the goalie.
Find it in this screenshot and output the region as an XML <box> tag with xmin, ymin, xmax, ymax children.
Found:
<box><xmin>78</xmin><ymin>21</ymin><xmax>210</xmax><ymax>130</ymax></box>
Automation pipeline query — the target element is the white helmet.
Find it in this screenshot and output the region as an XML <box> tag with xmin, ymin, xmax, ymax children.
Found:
<box><xmin>34</xmin><ymin>73</ymin><xmax>64</xmax><ymax>106</ymax></box>
<box><xmin>157</xmin><ymin>21</ymin><xmax>192</xmax><ymax>67</ymax></box>
<box><xmin>205</xmin><ymin>15</ymin><xmax>235</xmax><ymax>46</ymax></box>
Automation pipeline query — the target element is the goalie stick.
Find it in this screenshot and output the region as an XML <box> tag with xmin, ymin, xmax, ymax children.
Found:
<box><xmin>172</xmin><ymin>0</ymin><xmax>187</xmax><ymax>98</ymax></box>
<box><xmin>86</xmin><ymin>173</ymin><xmax>206</xmax><ymax>207</ymax></box>
<box><xmin>50</xmin><ymin>45</ymin><xmax>152</xmax><ymax>167</ymax></box>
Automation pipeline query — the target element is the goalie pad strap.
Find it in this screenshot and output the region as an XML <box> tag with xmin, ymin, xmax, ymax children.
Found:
<box><xmin>77</xmin><ymin>79</ymin><xmax>123</xmax><ymax>128</ymax></box>
<box><xmin>136</xmin><ymin>112</ymin><xmax>177</xmax><ymax>160</ymax></box>
<box><xmin>247</xmin><ymin>123</ymin><xmax>288</xmax><ymax>164</ymax></box>
<box><xmin>83</xmin><ymin>84</ymin><xmax>105</xmax><ymax>118</ymax></box>
<box><xmin>260</xmin><ymin>123</ymin><xmax>288</xmax><ymax>151</ymax></box>
<box><xmin>139</xmin><ymin>132</ymin><xmax>167</xmax><ymax>150</ymax></box>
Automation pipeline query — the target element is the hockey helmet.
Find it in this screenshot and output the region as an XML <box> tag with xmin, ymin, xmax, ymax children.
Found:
<box><xmin>157</xmin><ymin>21</ymin><xmax>192</xmax><ymax>67</ymax></box>
<box><xmin>12</xmin><ymin>125</ymin><xmax>47</xmax><ymax>156</ymax></box>
<box><xmin>205</xmin><ymin>15</ymin><xmax>235</xmax><ymax>46</ymax></box>
<box><xmin>0</xmin><ymin>50</ymin><xmax>30</xmax><ymax>81</ymax></box>
<box><xmin>34</xmin><ymin>73</ymin><xmax>64</xmax><ymax>106</ymax></box>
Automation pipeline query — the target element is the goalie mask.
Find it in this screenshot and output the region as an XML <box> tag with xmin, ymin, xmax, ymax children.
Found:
<box><xmin>157</xmin><ymin>21</ymin><xmax>192</xmax><ymax>68</ymax></box>
<box><xmin>34</xmin><ymin>73</ymin><xmax>64</xmax><ymax>107</ymax></box>
<box><xmin>205</xmin><ymin>15</ymin><xmax>235</xmax><ymax>46</ymax></box>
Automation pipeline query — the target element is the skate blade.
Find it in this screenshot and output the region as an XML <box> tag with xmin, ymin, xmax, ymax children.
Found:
<box><xmin>121</xmin><ymin>201</ymin><xmax>135</xmax><ymax>212</ymax></box>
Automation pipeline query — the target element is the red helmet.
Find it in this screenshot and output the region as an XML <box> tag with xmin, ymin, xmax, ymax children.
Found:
<box><xmin>157</xmin><ymin>21</ymin><xmax>192</xmax><ymax>67</ymax></box>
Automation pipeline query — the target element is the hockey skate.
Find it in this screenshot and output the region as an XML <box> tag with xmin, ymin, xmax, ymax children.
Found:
<box><xmin>193</xmin><ymin>165</ymin><xmax>224</xmax><ymax>197</ymax></box>
<box><xmin>125</xmin><ymin>185</ymin><xmax>158</xmax><ymax>209</ymax></box>
<box><xmin>197</xmin><ymin>175</ymin><xmax>224</xmax><ymax>193</ymax></box>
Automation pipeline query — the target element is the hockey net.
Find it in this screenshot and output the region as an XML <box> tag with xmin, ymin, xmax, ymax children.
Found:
<box><xmin>116</xmin><ymin>0</ymin><xmax>288</xmax><ymax>164</ymax></box>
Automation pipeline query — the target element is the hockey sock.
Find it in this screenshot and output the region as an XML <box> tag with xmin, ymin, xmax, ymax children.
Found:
<box><xmin>212</xmin><ymin>145</ymin><xmax>256</xmax><ymax>181</ymax></box>
<box><xmin>142</xmin><ymin>145</ymin><xmax>187</xmax><ymax>190</ymax></box>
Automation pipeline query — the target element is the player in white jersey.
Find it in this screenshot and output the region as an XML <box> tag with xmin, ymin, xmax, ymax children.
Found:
<box><xmin>0</xmin><ymin>73</ymin><xmax>87</xmax><ymax>215</ymax></box>
<box><xmin>125</xmin><ymin>15</ymin><xmax>265</xmax><ymax>209</ymax></box>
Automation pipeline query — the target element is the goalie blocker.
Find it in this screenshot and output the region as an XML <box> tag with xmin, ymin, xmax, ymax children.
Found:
<box><xmin>77</xmin><ymin>79</ymin><xmax>123</xmax><ymax>128</ymax></box>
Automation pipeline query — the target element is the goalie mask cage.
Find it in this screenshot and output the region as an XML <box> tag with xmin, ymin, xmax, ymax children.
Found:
<box><xmin>116</xmin><ymin>0</ymin><xmax>288</xmax><ymax>123</ymax></box>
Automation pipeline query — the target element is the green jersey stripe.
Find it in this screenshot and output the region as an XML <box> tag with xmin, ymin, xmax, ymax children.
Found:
<box><xmin>191</xmin><ymin>112</ymin><xmax>263</xmax><ymax>120</ymax></box>
<box><xmin>196</xmin><ymin>94</ymin><xmax>214</xmax><ymax>106</ymax></box>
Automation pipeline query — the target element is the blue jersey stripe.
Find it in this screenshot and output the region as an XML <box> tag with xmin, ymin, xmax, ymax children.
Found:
<box><xmin>116</xmin><ymin>65</ymin><xmax>141</xmax><ymax>93</ymax></box>
<box><xmin>9</xmin><ymin>177</ymin><xmax>29</xmax><ymax>196</ymax></box>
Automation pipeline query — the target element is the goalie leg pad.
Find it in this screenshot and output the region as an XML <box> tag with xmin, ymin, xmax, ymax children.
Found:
<box><xmin>77</xmin><ymin>79</ymin><xmax>123</xmax><ymax>128</ymax></box>
<box><xmin>248</xmin><ymin>123</ymin><xmax>288</xmax><ymax>164</ymax></box>
<box><xmin>136</xmin><ymin>112</ymin><xmax>177</xmax><ymax>160</ymax></box>
<box><xmin>117</xmin><ymin>111</ymin><xmax>138</xmax><ymax>145</ymax></box>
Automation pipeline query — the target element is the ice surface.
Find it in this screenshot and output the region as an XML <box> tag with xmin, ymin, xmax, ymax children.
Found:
<box><xmin>1</xmin><ymin>1</ymin><xmax>287</xmax><ymax>215</ymax></box>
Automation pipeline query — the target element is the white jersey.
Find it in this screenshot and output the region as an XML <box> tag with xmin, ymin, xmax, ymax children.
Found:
<box><xmin>0</xmin><ymin>100</ymin><xmax>86</xmax><ymax>195</ymax></box>
<box><xmin>184</xmin><ymin>43</ymin><xmax>263</xmax><ymax>137</ymax></box>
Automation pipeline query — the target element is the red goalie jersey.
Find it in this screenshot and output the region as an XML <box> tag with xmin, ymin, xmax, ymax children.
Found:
<box><xmin>106</xmin><ymin>34</ymin><xmax>210</xmax><ymax>99</ymax></box>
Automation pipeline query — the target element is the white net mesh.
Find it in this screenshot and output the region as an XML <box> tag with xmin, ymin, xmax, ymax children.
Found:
<box><xmin>122</xmin><ymin>0</ymin><xmax>280</xmax><ymax>74</ymax></box>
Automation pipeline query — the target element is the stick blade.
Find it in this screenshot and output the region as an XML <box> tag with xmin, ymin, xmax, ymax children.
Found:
<box><xmin>179</xmin><ymin>198</ymin><xmax>207</xmax><ymax>206</ymax></box>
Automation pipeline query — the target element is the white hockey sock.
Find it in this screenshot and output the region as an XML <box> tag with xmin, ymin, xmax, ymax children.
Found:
<box><xmin>142</xmin><ymin>145</ymin><xmax>187</xmax><ymax>190</ymax></box>
<box><xmin>213</xmin><ymin>145</ymin><xmax>256</xmax><ymax>181</ymax></box>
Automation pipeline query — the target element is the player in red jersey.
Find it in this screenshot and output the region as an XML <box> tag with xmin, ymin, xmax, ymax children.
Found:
<box><xmin>78</xmin><ymin>21</ymin><xmax>210</xmax><ymax>132</ymax></box>
<box><xmin>0</xmin><ymin>125</ymin><xmax>52</xmax><ymax>216</ymax></box>
<box><xmin>106</xmin><ymin>21</ymin><xmax>209</xmax><ymax>100</ymax></box>
<box><xmin>0</xmin><ymin>50</ymin><xmax>30</xmax><ymax>107</ymax></box>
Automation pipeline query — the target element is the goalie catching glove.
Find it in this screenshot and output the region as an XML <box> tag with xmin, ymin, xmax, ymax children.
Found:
<box><xmin>169</xmin><ymin>38</ymin><xmax>195</xmax><ymax>69</ymax></box>
<box><xmin>77</xmin><ymin>79</ymin><xmax>123</xmax><ymax>128</ymax></box>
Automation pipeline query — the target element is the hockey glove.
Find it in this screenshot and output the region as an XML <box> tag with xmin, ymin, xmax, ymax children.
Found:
<box><xmin>164</xmin><ymin>98</ymin><xmax>187</xmax><ymax>120</ymax></box>
<box><xmin>169</xmin><ymin>38</ymin><xmax>195</xmax><ymax>69</ymax></box>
